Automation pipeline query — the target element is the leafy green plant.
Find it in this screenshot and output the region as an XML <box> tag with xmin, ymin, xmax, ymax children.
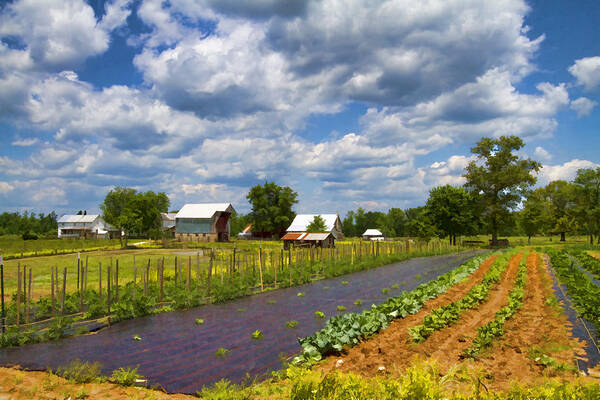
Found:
<box><xmin>55</xmin><ymin>359</ymin><xmax>103</xmax><ymax>384</ymax></box>
<box><xmin>286</xmin><ymin>320</ymin><xmax>299</xmax><ymax>328</ymax></box>
<box><xmin>354</xmin><ymin>299</ymin><xmax>362</xmax><ymax>306</ymax></box>
<box><xmin>463</xmin><ymin>260</ymin><xmax>528</xmax><ymax>358</ymax></box>
<box><xmin>391</xmin><ymin>283</ymin><xmax>399</xmax><ymax>289</ymax></box>
<box><xmin>297</xmin><ymin>292</ymin><xmax>305</xmax><ymax>297</ymax></box>
<box><xmin>381</xmin><ymin>288</ymin><xmax>390</xmax><ymax>294</ymax></box>
<box><xmin>110</xmin><ymin>366</ymin><xmax>143</xmax><ymax>386</ymax></box>
<box><xmin>215</xmin><ymin>347</ymin><xmax>230</xmax><ymax>358</ymax></box>
<box><xmin>195</xmin><ymin>318</ymin><xmax>205</xmax><ymax>325</ymax></box>
<box><xmin>341</xmin><ymin>281</ymin><xmax>349</xmax><ymax>285</ymax></box>
<box><xmin>251</xmin><ymin>330</ymin><xmax>263</xmax><ymax>340</ymax></box>
<box><xmin>409</xmin><ymin>253</ymin><xmax>511</xmax><ymax>343</ymax></box>
<box><xmin>314</xmin><ymin>311</ymin><xmax>325</xmax><ymax>319</ymax></box>
<box><xmin>132</xmin><ymin>334</ymin><xmax>142</xmax><ymax>341</ymax></box>
<box><xmin>336</xmin><ymin>305</ymin><xmax>347</xmax><ymax>312</ymax></box>
<box><xmin>295</xmin><ymin>255</ymin><xmax>489</xmax><ymax>364</ymax></box>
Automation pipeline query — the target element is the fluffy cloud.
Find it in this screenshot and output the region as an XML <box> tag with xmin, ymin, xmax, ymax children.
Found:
<box><xmin>0</xmin><ymin>181</ymin><xmax>14</xmax><ymax>194</ymax></box>
<box><xmin>569</xmin><ymin>56</ymin><xmax>600</xmax><ymax>91</ymax></box>
<box><xmin>533</xmin><ymin>146</ymin><xmax>552</xmax><ymax>162</ymax></box>
<box><xmin>538</xmin><ymin>159</ymin><xmax>599</xmax><ymax>184</ymax></box>
<box><xmin>570</xmin><ymin>97</ymin><xmax>597</xmax><ymax>118</ymax></box>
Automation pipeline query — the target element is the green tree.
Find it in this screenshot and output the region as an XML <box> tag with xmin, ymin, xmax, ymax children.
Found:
<box><xmin>543</xmin><ymin>180</ymin><xmax>577</xmax><ymax>242</ymax></box>
<box><xmin>306</xmin><ymin>215</ymin><xmax>328</xmax><ymax>232</ymax></box>
<box><xmin>463</xmin><ymin>136</ymin><xmax>541</xmax><ymax>246</ymax></box>
<box><xmin>518</xmin><ymin>188</ymin><xmax>550</xmax><ymax>244</ymax></box>
<box><xmin>342</xmin><ymin>211</ymin><xmax>356</xmax><ymax>237</ymax></box>
<box><xmin>229</xmin><ymin>211</ymin><xmax>251</xmax><ymax>236</ymax></box>
<box><xmin>100</xmin><ymin>187</ymin><xmax>169</xmax><ymax>246</ymax></box>
<box><xmin>246</xmin><ymin>182</ymin><xmax>298</xmax><ymax>237</ymax></box>
<box><xmin>386</xmin><ymin>208</ymin><xmax>407</xmax><ymax>238</ymax></box>
<box><xmin>573</xmin><ymin>167</ymin><xmax>600</xmax><ymax>244</ymax></box>
<box><xmin>425</xmin><ymin>185</ymin><xmax>479</xmax><ymax>245</ymax></box>
<box><xmin>405</xmin><ymin>207</ymin><xmax>437</xmax><ymax>241</ymax></box>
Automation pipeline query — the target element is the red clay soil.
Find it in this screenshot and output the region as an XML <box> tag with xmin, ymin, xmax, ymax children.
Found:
<box><xmin>319</xmin><ymin>252</ymin><xmax>513</xmax><ymax>376</ymax></box>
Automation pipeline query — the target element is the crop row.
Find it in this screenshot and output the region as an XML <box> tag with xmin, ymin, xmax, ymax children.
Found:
<box><xmin>570</xmin><ymin>250</ymin><xmax>600</xmax><ymax>280</ymax></box>
<box><xmin>408</xmin><ymin>252</ymin><xmax>514</xmax><ymax>343</ymax></box>
<box><xmin>462</xmin><ymin>257</ymin><xmax>528</xmax><ymax>358</ymax></box>
<box><xmin>547</xmin><ymin>249</ymin><xmax>600</xmax><ymax>330</ymax></box>
<box><xmin>295</xmin><ymin>254</ymin><xmax>492</xmax><ymax>364</ymax></box>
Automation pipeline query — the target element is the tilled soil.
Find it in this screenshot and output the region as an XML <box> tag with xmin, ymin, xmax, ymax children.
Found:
<box><xmin>474</xmin><ymin>252</ymin><xmax>586</xmax><ymax>388</ymax></box>
<box><xmin>319</xmin><ymin>252</ymin><xmax>588</xmax><ymax>390</ymax></box>
<box><xmin>319</xmin><ymin>253</ymin><xmax>508</xmax><ymax>376</ymax></box>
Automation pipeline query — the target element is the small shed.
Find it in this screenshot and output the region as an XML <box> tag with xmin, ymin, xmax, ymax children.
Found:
<box><xmin>161</xmin><ymin>212</ymin><xmax>177</xmax><ymax>238</ymax></box>
<box><xmin>175</xmin><ymin>203</ymin><xmax>235</xmax><ymax>242</ymax></box>
<box><xmin>281</xmin><ymin>232</ymin><xmax>335</xmax><ymax>249</ymax></box>
<box><xmin>363</xmin><ymin>229</ymin><xmax>384</xmax><ymax>241</ymax></box>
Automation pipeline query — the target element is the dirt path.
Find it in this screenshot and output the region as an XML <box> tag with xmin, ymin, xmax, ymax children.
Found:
<box><xmin>319</xmin><ymin>253</ymin><xmax>511</xmax><ymax>376</ymax></box>
<box><xmin>473</xmin><ymin>252</ymin><xmax>588</xmax><ymax>388</ymax></box>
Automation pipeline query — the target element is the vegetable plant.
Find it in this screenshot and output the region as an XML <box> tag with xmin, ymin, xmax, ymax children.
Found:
<box><xmin>286</xmin><ymin>320</ymin><xmax>299</xmax><ymax>328</ymax></box>
<box><xmin>195</xmin><ymin>318</ymin><xmax>204</xmax><ymax>325</ymax></box>
<box><xmin>251</xmin><ymin>330</ymin><xmax>263</xmax><ymax>340</ymax></box>
<box><xmin>215</xmin><ymin>347</ymin><xmax>229</xmax><ymax>358</ymax></box>
<box><xmin>314</xmin><ymin>311</ymin><xmax>325</xmax><ymax>319</ymax></box>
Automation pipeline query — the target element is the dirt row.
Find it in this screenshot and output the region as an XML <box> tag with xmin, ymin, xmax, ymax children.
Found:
<box><xmin>319</xmin><ymin>252</ymin><xmax>588</xmax><ymax>390</ymax></box>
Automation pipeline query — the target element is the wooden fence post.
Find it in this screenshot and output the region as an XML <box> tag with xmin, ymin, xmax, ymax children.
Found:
<box><xmin>207</xmin><ymin>250</ymin><xmax>213</xmax><ymax>299</ymax></box>
<box><xmin>145</xmin><ymin>259</ymin><xmax>150</xmax><ymax>296</ymax></box>
<box><xmin>174</xmin><ymin>256</ymin><xmax>178</xmax><ymax>286</ymax></box>
<box><xmin>187</xmin><ymin>256</ymin><xmax>191</xmax><ymax>292</ymax></box>
<box><xmin>16</xmin><ymin>264</ymin><xmax>21</xmax><ymax>325</ymax></box>
<box><xmin>0</xmin><ymin>255</ymin><xmax>4</xmax><ymax>333</ymax></box>
<box><xmin>258</xmin><ymin>247</ymin><xmax>264</xmax><ymax>292</ymax></box>
<box><xmin>51</xmin><ymin>266</ymin><xmax>55</xmax><ymax>317</ymax></box>
<box><xmin>196</xmin><ymin>252</ymin><xmax>200</xmax><ymax>287</ymax></box>
<box><xmin>107</xmin><ymin>264</ymin><xmax>111</xmax><ymax>314</ymax></box>
<box><xmin>26</xmin><ymin>268</ymin><xmax>32</xmax><ymax>324</ymax></box>
<box><xmin>98</xmin><ymin>262</ymin><xmax>102</xmax><ymax>303</ymax></box>
<box><xmin>61</xmin><ymin>267</ymin><xmax>67</xmax><ymax>315</ymax></box>
<box><xmin>159</xmin><ymin>259</ymin><xmax>164</xmax><ymax>302</ymax></box>
<box><xmin>115</xmin><ymin>259</ymin><xmax>119</xmax><ymax>302</ymax></box>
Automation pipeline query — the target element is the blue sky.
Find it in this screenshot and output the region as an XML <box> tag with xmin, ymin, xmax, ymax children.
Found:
<box><xmin>0</xmin><ymin>0</ymin><xmax>599</xmax><ymax>216</ymax></box>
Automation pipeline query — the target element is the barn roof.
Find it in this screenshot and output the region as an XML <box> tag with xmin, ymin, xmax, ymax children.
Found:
<box><xmin>281</xmin><ymin>232</ymin><xmax>333</xmax><ymax>241</ymax></box>
<box><xmin>176</xmin><ymin>203</ymin><xmax>235</xmax><ymax>219</ymax></box>
<box><xmin>57</xmin><ymin>214</ymin><xmax>99</xmax><ymax>223</ymax></box>
<box><xmin>363</xmin><ymin>229</ymin><xmax>383</xmax><ymax>236</ymax></box>
<box><xmin>286</xmin><ymin>214</ymin><xmax>339</xmax><ymax>232</ymax></box>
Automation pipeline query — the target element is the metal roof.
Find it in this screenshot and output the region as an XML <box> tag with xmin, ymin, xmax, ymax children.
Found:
<box><xmin>363</xmin><ymin>229</ymin><xmax>383</xmax><ymax>236</ymax></box>
<box><xmin>175</xmin><ymin>203</ymin><xmax>235</xmax><ymax>219</ymax></box>
<box><xmin>161</xmin><ymin>212</ymin><xmax>177</xmax><ymax>221</ymax></box>
<box><xmin>281</xmin><ymin>232</ymin><xmax>332</xmax><ymax>241</ymax></box>
<box><xmin>286</xmin><ymin>214</ymin><xmax>339</xmax><ymax>232</ymax></box>
<box><xmin>57</xmin><ymin>214</ymin><xmax>99</xmax><ymax>223</ymax></box>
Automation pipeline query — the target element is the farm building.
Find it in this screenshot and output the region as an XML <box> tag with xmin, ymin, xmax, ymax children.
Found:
<box><xmin>237</xmin><ymin>224</ymin><xmax>253</xmax><ymax>240</ymax></box>
<box><xmin>283</xmin><ymin>214</ymin><xmax>343</xmax><ymax>248</ymax></box>
<box><xmin>286</xmin><ymin>214</ymin><xmax>343</xmax><ymax>239</ymax></box>
<box><xmin>175</xmin><ymin>203</ymin><xmax>235</xmax><ymax>242</ymax></box>
<box><xmin>57</xmin><ymin>214</ymin><xmax>118</xmax><ymax>239</ymax></box>
<box><xmin>161</xmin><ymin>212</ymin><xmax>177</xmax><ymax>237</ymax></box>
<box><xmin>281</xmin><ymin>232</ymin><xmax>335</xmax><ymax>249</ymax></box>
<box><xmin>363</xmin><ymin>229</ymin><xmax>384</xmax><ymax>241</ymax></box>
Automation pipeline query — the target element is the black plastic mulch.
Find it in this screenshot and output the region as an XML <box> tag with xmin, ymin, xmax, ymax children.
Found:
<box><xmin>0</xmin><ymin>250</ymin><xmax>483</xmax><ymax>394</ymax></box>
<box><xmin>547</xmin><ymin>266</ymin><xmax>600</xmax><ymax>372</ymax></box>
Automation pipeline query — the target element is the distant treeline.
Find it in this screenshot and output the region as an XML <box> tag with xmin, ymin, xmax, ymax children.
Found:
<box><xmin>0</xmin><ymin>211</ymin><xmax>58</xmax><ymax>236</ymax></box>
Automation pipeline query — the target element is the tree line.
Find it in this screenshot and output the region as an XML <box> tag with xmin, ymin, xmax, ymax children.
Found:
<box><xmin>0</xmin><ymin>211</ymin><xmax>58</xmax><ymax>238</ymax></box>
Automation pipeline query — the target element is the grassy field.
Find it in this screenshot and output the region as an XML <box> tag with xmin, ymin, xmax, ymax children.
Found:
<box><xmin>0</xmin><ymin>235</ymin><xmax>122</xmax><ymax>259</ymax></box>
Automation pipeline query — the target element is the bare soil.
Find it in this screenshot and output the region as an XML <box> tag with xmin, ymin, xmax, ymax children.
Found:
<box><xmin>0</xmin><ymin>366</ymin><xmax>196</xmax><ymax>400</ymax></box>
<box><xmin>319</xmin><ymin>252</ymin><xmax>592</xmax><ymax>390</ymax></box>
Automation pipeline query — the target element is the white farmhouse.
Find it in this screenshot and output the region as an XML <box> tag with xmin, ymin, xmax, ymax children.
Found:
<box><xmin>57</xmin><ymin>214</ymin><xmax>117</xmax><ymax>239</ymax></box>
<box><xmin>286</xmin><ymin>214</ymin><xmax>343</xmax><ymax>239</ymax></box>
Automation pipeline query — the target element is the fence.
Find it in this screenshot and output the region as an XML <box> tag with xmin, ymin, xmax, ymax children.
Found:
<box><xmin>0</xmin><ymin>239</ymin><xmax>460</xmax><ymax>343</ymax></box>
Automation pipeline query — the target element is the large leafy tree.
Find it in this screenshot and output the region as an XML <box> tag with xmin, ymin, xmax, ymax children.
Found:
<box><xmin>463</xmin><ymin>136</ymin><xmax>541</xmax><ymax>246</ymax></box>
<box><xmin>425</xmin><ymin>185</ymin><xmax>479</xmax><ymax>245</ymax></box>
<box><xmin>246</xmin><ymin>182</ymin><xmax>298</xmax><ymax>237</ymax></box>
<box><xmin>543</xmin><ymin>180</ymin><xmax>578</xmax><ymax>242</ymax></box>
<box><xmin>405</xmin><ymin>207</ymin><xmax>437</xmax><ymax>240</ymax></box>
<box><xmin>573</xmin><ymin>167</ymin><xmax>600</xmax><ymax>244</ymax></box>
<box><xmin>100</xmin><ymin>187</ymin><xmax>169</xmax><ymax>246</ymax></box>
<box><xmin>518</xmin><ymin>188</ymin><xmax>550</xmax><ymax>244</ymax></box>
<box><xmin>306</xmin><ymin>215</ymin><xmax>328</xmax><ymax>232</ymax></box>
<box><xmin>342</xmin><ymin>211</ymin><xmax>357</xmax><ymax>237</ymax></box>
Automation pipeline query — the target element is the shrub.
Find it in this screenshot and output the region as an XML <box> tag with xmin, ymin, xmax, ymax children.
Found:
<box><xmin>55</xmin><ymin>359</ymin><xmax>103</xmax><ymax>383</ymax></box>
<box><xmin>110</xmin><ymin>366</ymin><xmax>143</xmax><ymax>386</ymax></box>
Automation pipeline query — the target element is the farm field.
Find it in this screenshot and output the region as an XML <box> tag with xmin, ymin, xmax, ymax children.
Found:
<box><xmin>0</xmin><ymin>235</ymin><xmax>122</xmax><ymax>259</ymax></box>
<box><xmin>0</xmin><ymin>251</ymin><xmax>480</xmax><ymax>393</ymax></box>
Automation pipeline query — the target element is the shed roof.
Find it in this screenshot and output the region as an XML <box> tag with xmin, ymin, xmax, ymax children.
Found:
<box><xmin>161</xmin><ymin>212</ymin><xmax>177</xmax><ymax>221</ymax></box>
<box><xmin>281</xmin><ymin>232</ymin><xmax>333</xmax><ymax>241</ymax></box>
<box><xmin>57</xmin><ymin>214</ymin><xmax>99</xmax><ymax>223</ymax></box>
<box><xmin>175</xmin><ymin>203</ymin><xmax>235</xmax><ymax>219</ymax></box>
<box><xmin>363</xmin><ymin>229</ymin><xmax>383</xmax><ymax>236</ymax></box>
<box><xmin>287</xmin><ymin>214</ymin><xmax>339</xmax><ymax>232</ymax></box>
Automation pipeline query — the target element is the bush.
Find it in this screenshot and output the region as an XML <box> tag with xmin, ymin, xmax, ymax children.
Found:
<box><xmin>22</xmin><ymin>231</ymin><xmax>38</xmax><ymax>240</ymax></box>
<box><xmin>110</xmin><ymin>366</ymin><xmax>143</xmax><ymax>386</ymax></box>
<box><xmin>55</xmin><ymin>359</ymin><xmax>103</xmax><ymax>383</ymax></box>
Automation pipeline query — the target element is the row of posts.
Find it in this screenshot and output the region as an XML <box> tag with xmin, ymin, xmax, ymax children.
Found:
<box><xmin>0</xmin><ymin>240</ymin><xmax>451</xmax><ymax>331</ymax></box>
